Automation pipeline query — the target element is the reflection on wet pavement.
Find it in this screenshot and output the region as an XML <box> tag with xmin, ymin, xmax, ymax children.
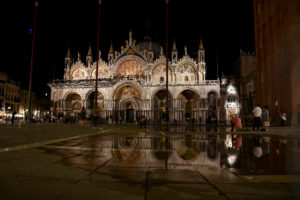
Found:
<box><xmin>42</xmin><ymin>132</ymin><xmax>300</xmax><ymax>182</ymax></box>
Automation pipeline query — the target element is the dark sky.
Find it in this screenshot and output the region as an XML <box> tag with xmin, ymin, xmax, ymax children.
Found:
<box><xmin>2</xmin><ymin>0</ymin><xmax>254</xmax><ymax>96</ymax></box>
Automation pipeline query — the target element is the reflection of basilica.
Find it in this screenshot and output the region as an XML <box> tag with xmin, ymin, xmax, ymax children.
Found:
<box><xmin>48</xmin><ymin>31</ymin><xmax>236</xmax><ymax>123</ymax></box>
<box><xmin>56</xmin><ymin>134</ymin><xmax>221</xmax><ymax>169</ymax></box>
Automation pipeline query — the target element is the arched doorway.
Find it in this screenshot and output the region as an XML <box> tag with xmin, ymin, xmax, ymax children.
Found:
<box><xmin>124</xmin><ymin>101</ymin><xmax>136</xmax><ymax>123</ymax></box>
<box><xmin>114</xmin><ymin>85</ymin><xmax>141</xmax><ymax>123</ymax></box>
<box><xmin>86</xmin><ymin>91</ymin><xmax>104</xmax><ymax>110</ymax></box>
<box><xmin>207</xmin><ymin>91</ymin><xmax>218</xmax><ymax>124</ymax></box>
<box><xmin>177</xmin><ymin>90</ymin><xmax>199</xmax><ymax>122</ymax></box>
<box><xmin>64</xmin><ymin>92</ymin><xmax>82</xmax><ymax>113</ymax></box>
<box><xmin>152</xmin><ymin>90</ymin><xmax>172</xmax><ymax>122</ymax></box>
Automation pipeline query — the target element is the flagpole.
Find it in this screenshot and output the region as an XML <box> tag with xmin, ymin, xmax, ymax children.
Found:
<box><xmin>27</xmin><ymin>1</ymin><xmax>38</xmax><ymax>122</ymax></box>
<box><xmin>94</xmin><ymin>0</ymin><xmax>102</xmax><ymax>110</ymax></box>
<box><xmin>165</xmin><ymin>0</ymin><xmax>169</xmax><ymax>123</ymax></box>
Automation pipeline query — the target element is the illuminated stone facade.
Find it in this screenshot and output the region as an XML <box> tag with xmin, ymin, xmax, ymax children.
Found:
<box><xmin>48</xmin><ymin>31</ymin><xmax>223</xmax><ymax>123</ymax></box>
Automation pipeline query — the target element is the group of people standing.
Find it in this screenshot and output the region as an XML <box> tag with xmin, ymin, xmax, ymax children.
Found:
<box><xmin>79</xmin><ymin>106</ymin><xmax>99</xmax><ymax>127</ymax></box>
<box><xmin>252</xmin><ymin>104</ymin><xmax>270</xmax><ymax>131</ymax></box>
<box><xmin>231</xmin><ymin>104</ymin><xmax>272</xmax><ymax>132</ymax></box>
<box><xmin>252</xmin><ymin>104</ymin><xmax>288</xmax><ymax>131</ymax></box>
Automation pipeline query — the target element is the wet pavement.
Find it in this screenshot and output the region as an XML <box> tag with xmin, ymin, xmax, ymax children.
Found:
<box><xmin>43</xmin><ymin>132</ymin><xmax>300</xmax><ymax>176</ymax></box>
<box><xmin>0</xmin><ymin>123</ymin><xmax>300</xmax><ymax>199</ymax></box>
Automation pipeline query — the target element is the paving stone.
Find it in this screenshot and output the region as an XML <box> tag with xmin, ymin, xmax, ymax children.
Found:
<box><xmin>195</xmin><ymin>166</ymin><xmax>244</xmax><ymax>184</ymax></box>
<box><xmin>149</xmin><ymin>169</ymin><xmax>207</xmax><ymax>184</ymax></box>
<box><xmin>146</xmin><ymin>183</ymin><xmax>226</xmax><ymax>200</ymax></box>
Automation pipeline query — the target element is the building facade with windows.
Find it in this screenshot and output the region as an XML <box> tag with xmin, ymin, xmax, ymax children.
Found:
<box><xmin>0</xmin><ymin>72</ymin><xmax>21</xmax><ymax>117</ymax></box>
<box><xmin>0</xmin><ymin>72</ymin><xmax>38</xmax><ymax>120</ymax></box>
<box><xmin>48</xmin><ymin>31</ymin><xmax>227</xmax><ymax>124</ymax></box>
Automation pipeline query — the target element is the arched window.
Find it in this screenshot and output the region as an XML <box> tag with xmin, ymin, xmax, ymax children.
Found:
<box><xmin>185</xmin><ymin>76</ymin><xmax>189</xmax><ymax>81</ymax></box>
<box><xmin>160</xmin><ymin>77</ymin><xmax>164</xmax><ymax>83</ymax></box>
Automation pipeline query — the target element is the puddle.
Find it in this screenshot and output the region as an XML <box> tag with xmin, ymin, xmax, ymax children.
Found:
<box><xmin>43</xmin><ymin>132</ymin><xmax>300</xmax><ymax>177</ymax></box>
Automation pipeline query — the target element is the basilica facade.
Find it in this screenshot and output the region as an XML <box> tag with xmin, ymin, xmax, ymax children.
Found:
<box><xmin>48</xmin><ymin>31</ymin><xmax>223</xmax><ymax>124</ymax></box>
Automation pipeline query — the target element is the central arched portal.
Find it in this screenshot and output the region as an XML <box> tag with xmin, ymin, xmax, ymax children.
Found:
<box><xmin>177</xmin><ymin>90</ymin><xmax>199</xmax><ymax>122</ymax></box>
<box><xmin>114</xmin><ymin>85</ymin><xmax>141</xmax><ymax>123</ymax></box>
<box><xmin>122</xmin><ymin>101</ymin><xmax>137</xmax><ymax>123</ymax></box>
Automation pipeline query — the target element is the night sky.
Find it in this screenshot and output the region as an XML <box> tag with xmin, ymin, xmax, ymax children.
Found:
<box><xmin>2</xmin><ymin>0</ymin><xmax>254</xmax><ymax>96</ymax></box>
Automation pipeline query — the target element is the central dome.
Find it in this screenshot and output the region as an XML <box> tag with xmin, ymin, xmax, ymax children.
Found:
<box><xmin>137</xmin><ymin>36</ymin><xmax>162</xmax><ymax>58</ymax></box>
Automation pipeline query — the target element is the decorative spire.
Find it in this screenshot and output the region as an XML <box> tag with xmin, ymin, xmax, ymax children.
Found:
<box><xmin>65</xmin><ymin>47</ymin><xmax>72</xmax><ymax>69</ymax></box>
<box><xmin>86</xmin><ymin>43</ymin><xmax>93</xmax><ymax>67</ymax></box>
<box><xmin>66</xmin><ymin>47</ymin><xmax>71</xmax><ymax>58</ymax></box>
<box><xmin>172</xmin><ymin>41</ymin><xmax>177</xmax><ymax>52</ymax></box>
<box><xmin>129</xmin><ymin>29</ymin><xmax>133</xmax><ymax>46</ymax></box>
<box><xmin>160</xmin><ymin>46</ymin><xmax>164</xmax><ymax>56</ymax></box>
<box><xmin>77</xmin><ymin>52</ymin><xmax>81</xmax><ymax>61</ymax></box>
<box><xmin>87</xmin><ymin>42</ymin><xmax>92</xmax><ymax>56</ymax></box>
<box><xmin>184</xmin><ymin>46</ymin><xmax>187</xmax><ymax>56</ymax></box>
<box><xmin>240</xmin><ymin>48</ymin><xmax>243</xmax><ymax>55</ymax></box>
<box><xmin>109</xmin><ymin>41</ymin><xmax>114</xmax><ymax>53</ymax></box>
<box><xmin>198</xmin><ymin>39</ymin><xmax>205</xmax><ymax>63</ymax></box>
<box><xmin>98</xmin><ymin>50</ymin><xmax>101</xmax><ymax>59</ymax></box>
<box><xmin>171</xmin><ymin>40</ymin><xmax>178</xmax><ymax>63</ymax></box>
<box><xmin>199</xmin><ymin>39</ymin><xmax>204</xmax><ymax>50</ymax></box>
<box><xmin>149</xmin><ymin>40</ymin><xmax>153</xmax><ymax>51</ymax></box>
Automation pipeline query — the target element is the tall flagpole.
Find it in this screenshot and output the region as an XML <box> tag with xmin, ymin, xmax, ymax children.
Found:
<box><xmin>165</xmin><ymin>0</ymin><xmax>169</xmax><ymax>123</ymax></box>
<box><xmin>27</xmin><ymin>1</ymin><xmax>38</xmax><ymax>122</ymax></box>
<box><xmin>94</xmin><ymin>0</ymin><xmax>102</xmax><ymax>110</ymax></box>
<box><xmin>165</xmin><ymin>0</ymin><xmax>169</xmax><ymax>170</ymax></box>
<box><xmin>216</xmin><ymin>48</ymin><xmax>219</xmax><ymax>81</ymax></box>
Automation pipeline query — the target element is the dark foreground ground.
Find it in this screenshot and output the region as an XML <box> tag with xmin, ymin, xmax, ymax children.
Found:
<box><xmin>0</xmin><ymin>123</ymin><xmax>300</xmax><ymax>200</ymax></box>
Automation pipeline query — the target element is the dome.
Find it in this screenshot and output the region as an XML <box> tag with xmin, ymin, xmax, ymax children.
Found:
<box><xmin>137</xmin><ymin>36</ymin><xmax>162</xmax><ymax>58</ymax></box>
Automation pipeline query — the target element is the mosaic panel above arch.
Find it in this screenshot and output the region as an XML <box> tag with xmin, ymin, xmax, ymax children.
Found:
<box><xmin>116</xmin><ymin>60</ymin><xmax>144</xmax><ymax>76</ymax></box>
<box><xmin>72</xmin><ymin>68</ymin><xmax>87</xmax><ymax>80</ymax></box>
<box><xmin>114</xmin><ymin>85</ymin><xmax>141</xmax><ymax>100</ymax></box>
<box><xmin>152</xmin><ymin>64</ymin><xmax>172</xmax><ymax>74</ymax></box>
<box><xmin>91</xmin><ymin>66</ymin><xmax>109</xmax><ymax>78</ymax></box>
<box><xmin>177</xmin><ymin>64</ymin><xmax>195</xmax><ymax>74</ymax></box>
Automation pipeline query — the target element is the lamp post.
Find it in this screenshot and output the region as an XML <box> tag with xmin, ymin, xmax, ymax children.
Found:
<box><xmin>94</xmin><ymin>0</ymin><xmax>102</xmax><ymax>110</ymax></box>
<box><xmin>27</xmin><ymin>1</ymin><xmax>38</xmax><ymax>122</ymax></box>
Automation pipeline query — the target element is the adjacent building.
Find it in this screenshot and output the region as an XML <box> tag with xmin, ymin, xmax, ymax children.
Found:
<box><xmin>0</xmin><ymin>72</ymin><xmax>39</xmax><ymax>119</ymax></box>
<box><xmin>236</xmin><ymin>50</ymin><xmax>256</xmax><ymax>118</ymax></box>
<box><xmin>253</xmin><ymin>0</ymin><xmax>300</xmax><ymax>126</ymax></box>
<box><xmin>0</xmin><ymin>72</ymin><xmax>21</xmax><ymax>117</ymax></box>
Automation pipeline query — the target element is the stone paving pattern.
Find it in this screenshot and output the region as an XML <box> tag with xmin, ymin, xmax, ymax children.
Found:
<box><xmin>0</xmin><ymin>123</ymin><xmax>300</xmax><ymax>199</ymax></box>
